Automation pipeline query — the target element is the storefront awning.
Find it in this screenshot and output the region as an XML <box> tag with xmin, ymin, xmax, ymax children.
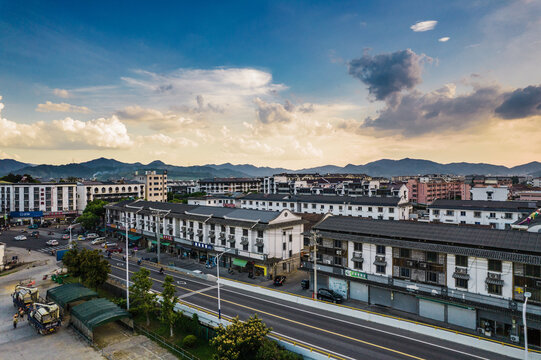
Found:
<box><xmin>151</xmin><ymin>240</ymin><xmax>171</xmax><ymax>246</ymax></box>
<box><xmin>232</xmin><ymin>258</ymin><xmax>248</xmax><ymax>267</ymax></box>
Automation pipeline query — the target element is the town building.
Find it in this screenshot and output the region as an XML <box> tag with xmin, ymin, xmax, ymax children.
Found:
<box><xmin>406</xmin><ymin>177</ymin><xmax>471</xmax><ymax>204</ymax></box>
<box><xmin>76</xmin><ymin>181</ymin><xmax>144</xmax><ymax>213</ymax></box>
<box><xmin>0</xmin><ymin>182</ymin><xmax>77</xmax><ymax>224</ymax></box>
<box><xmin>427</xmin><ymin>199</ymin><xmax>540</xmax><ymax>230</ymax></box>
<box><xmin>105</xmin><ymin>200</ymin><xmax>305</xmax><ymax>277</ymax></box>
<box><xmin>238</xmin><ymin>193</ymin><xmax>411</xmax><ymax>220</ymax></box>
<box><xmin>167</xmin><ymin>180</ymin><xmax>197</xmax><ymax>195</ymax></box>
<box><xmin>533</xmin><ymin>178</ymin><xmax>541</xmax><ymax>188</ymax></box>
<box><xmin>470</xmin><ymin>185</ymin><xmax>509</xmax><ymax>201</ymax></box>
<box><xmin>305</xmin><ymin>216</ymin><xmax>541</xmax><ymax>347</ymax></box>
<box><xmin>510</xmin><ymin>184</ymin><xmax>541</xmax><ymax>202</ymax></box>
<box><xmin>198</xmin><ymin>177</ymin><xmax>261</xmax><ymax>195</ymax></box>
<box><xmin>187</xmin><ymin>194</ymin><xmax>240</xmax><ymax>207</ymax></box>
<box><xmin>134</xmin><ymin>170</ymin><xmax>168</xmax><ymax>202</ymax></box>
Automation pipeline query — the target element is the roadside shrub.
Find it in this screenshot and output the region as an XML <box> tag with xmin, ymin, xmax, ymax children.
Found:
<box><xmin>183</xmin><ymin>334</ymin><xmax>197</xmax><ymax>348</ymax></box>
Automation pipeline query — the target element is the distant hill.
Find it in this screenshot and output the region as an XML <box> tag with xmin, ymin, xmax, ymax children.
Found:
<box><xmin>1</xmin><ymin>157</ymin><xmax>540</xmax><ymax>180</ymax></box>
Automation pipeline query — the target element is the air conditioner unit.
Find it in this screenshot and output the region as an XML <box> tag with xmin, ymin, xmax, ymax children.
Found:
<box><xmin>336</xmin><ymin>250</ymin><xmax>342</xmax><ymax>256</ymax></box>
<box><xmin>324</xmin><ymin>259</ymin><xmax>332</xmax><ymax>265</ymax></box>
<box><xmin>376</xmin><ymin>255</ymin><xmax>385</xmax><ymax>262</ymax></box>
<box><xmin>419</xmin><ymin>262</ymin><xmax>428</xmax><ymax>269</ymax></box>
<box><xmin>488</xmin><ymin>272</ymin><xmax>501</xmax><ymax>280</ymax></box>
<box><xmin>406</xmin><ymin>260</ymin><xmax>414</xmax><ymax>267</ymax></box>
<box><xmin>510</xmin><ymin>335</ymin><xmax>520</xmax><ymax>343</ymax></box>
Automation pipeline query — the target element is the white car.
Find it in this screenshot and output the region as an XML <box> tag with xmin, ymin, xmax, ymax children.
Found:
<box><xmin>102</xmin><ymin>242</ymin><xmax>117</xmax><ymax>249</ymax></box>
<box><xmin>14</xmin><ymin>235</ymin><xmax>27</xmax><ymax>241</ymax></box>
<box><xmin>46</xmin><ymin>239</ymin><xmax>59</xmax><ymax>246</ymax></box>
<box><xmin>91</xmin><ymin>237</ymin><xmax>106</xmax><ymax>245</ymax></box>
<box><xmin>86</xmin><ymin>233</ymin><xmax>98</xmax><ymax>239</ymax></box>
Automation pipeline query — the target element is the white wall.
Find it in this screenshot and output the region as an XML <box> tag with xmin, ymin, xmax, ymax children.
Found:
<box><xmin>471</xmin><ymin>186</ymin><xmax>509</xmax><ymax>201</ymax></box>
<box><xmin>429</xmin><ymin>207</ymin><xmax>523</xmax><ymax>229</ymax></box>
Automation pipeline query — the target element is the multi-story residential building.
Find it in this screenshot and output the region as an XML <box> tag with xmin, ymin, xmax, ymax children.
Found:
<box><xmin>167</xmin><ymin>180</ymin><xmax>197</xmax><ymax>195</ymax></box>
<box><xmin>187</xmin><ymin>195</ymin><xmax>239</xmax><ymax>207</ymax></box>
<box><xmin>470</xmin><ymin>185</ymin><xmax>509</xmax><ymax>201</ymax></box>
<box><xmin>105</xmin><ymin>200</ymin><xmax>304</xmax><ymax>276</ymax></box>
<box><xmin>406</xmin><ymin>177</ymin><xmax>471</xmax><ymax>204</ymax></box>
<box><xmin>134</xmin><ymin>170</ymin><xmax>167</xmax><ymax>202</ymax></box>
<box><xmin>238</xmin><ymin>194</ymin><xmax>411</xmax><ymax>220</ymax></box>
<box><xmin>533</xmin><ymin>178</ymin><xmax>541</xmax><ymax>188</ymax></box>
<box><xmin>263</xmin><ymin>173</ymin><xmax>378</xmax><ymax>196</ymax></box>
<box><xmin>198</xmin><ymin>177</ymin><xmax>261</xmax><ymax>195</ymax></box>
<box><xmin>0</xmin><ymin>182</ymin><xmax>77</xmax><ymax>224</ymax></box>
<box><xmin>76</xmin><ymin>181</ymin><xmax>144</xmax><ymax>213</ymax></box>
<box><xmin>427</xmin><ymin>199</ymin><xmax>539</xmax><ymax>230</ymax></box>
<box><xmin>304</xmin><ymin>216</ymin><xmax>541</xmax><ymax>347</ymax></box>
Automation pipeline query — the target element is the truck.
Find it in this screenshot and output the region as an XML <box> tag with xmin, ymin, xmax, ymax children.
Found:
<box><xmin>12</xmin><ymin>285</ymin><xmax>39</xmax><ymax>312</ymax></box>
<box><xmin>28</xmin><ymin>302</ymin><xmax>62</xmax><ymax>335</ymax></box>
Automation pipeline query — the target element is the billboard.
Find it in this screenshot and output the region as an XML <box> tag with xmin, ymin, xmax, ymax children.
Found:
<box><xmin>10</xmin><ymin>211</ymin><xmax>43</xmax><ymax>218</ymax></box>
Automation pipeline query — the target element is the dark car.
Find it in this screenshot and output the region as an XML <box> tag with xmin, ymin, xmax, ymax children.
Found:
<box><xmin>317</xmin><ymin>288</ymin><xmax>343</xmax><ymax>303</ymax></box>
<box><xmin>107</xmin><ymin>247</ymin><xmax>123</xmax><ymax>253</ymax></box>
<box><xmin>273</xmin><ymin>275</ymin><xmax>286</xmax><ymax>286</ymax></box>
<box><xmin>30</xmin><ymin>231</ymin><xmax>40</xmax><ymax>238</ymax></box>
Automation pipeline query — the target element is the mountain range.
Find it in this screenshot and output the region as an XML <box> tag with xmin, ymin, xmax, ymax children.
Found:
<box><xmin>0</xmin><ymin>157</ymin><xmax>540</xmax><ymax>181</ymax></box>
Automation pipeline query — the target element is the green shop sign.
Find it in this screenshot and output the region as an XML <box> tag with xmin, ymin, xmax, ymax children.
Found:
<box><xmin>345</xmin><ymin>269</ymin><xmax>367</xmax><ymax>280</ymax></box>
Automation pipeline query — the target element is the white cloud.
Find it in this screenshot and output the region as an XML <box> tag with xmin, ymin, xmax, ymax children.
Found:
<box><xmin>36</xmin><ymin>101</ymin><xmax>91</xmax><ymax>113</ymax></box>
<box><xmin>410</xmin><ymin>20</ymin><xmax>437</xmax><ymax>32</ymax></box>
<box><xmin>138</xmin><ymin>133</ymin><xmax>197</xmax><ymax>147</ymax></box>
<box><xmin>53</xmin><ymin>89</ymin><xmax>70</xmax><ymax>98</ymax></box>
<box><xmin>438</xmin><ymin>37</ymin><xmax>450</xmax><ymax>42</ymax></box>
<box><xmin>115</xmin><ymin>105</ymin><xmax>199</xmax><ymax>132</ymax></box>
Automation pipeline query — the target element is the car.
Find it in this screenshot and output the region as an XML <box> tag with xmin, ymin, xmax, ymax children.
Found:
<box><xmin>86</xmin><ymin>233</ymin><xmax>98</xmax><ymax>239</ymax></box>
<box><xmin>28</xmin><ymin>224</ymin><xmax>39</xmax><ymax>229</ymax></box>
<box><xmin>62</xmin><ymin>234</ymin><xmax>70</xmax><ymax>240</ymax></box>
<box><xmin>102</xmin><ymin>242</ymin><xmax>117</xmax><ymax>249</ymax></box>
<box><xmin>107</xmin><ymin>246</ymin><xmax>123</xmax><ymax>253</ymax></box>
<box><xmin>317</xmin><ymin>288</ymin><xmax>343</xmax><ymax>304</ymax></box>
<box><xmin>273</xmin><ymin>275</ymin><xmax>286</xmax><ymax>286</ymax></box>
<box><xmin>91</xmin><ymin>237</ymin><xmax>106</xmax><ymax>245</ymax></box>
<box><xmin>14</xmin><ymin>235</ymin><xmax>27</xmax><ymax>241</ymax></box>
<box><xmin>77</xmin><ymin>235</ymin><xmax>87</xmax><ymax>241</ymax></box>
<box><xmin>30</xmin><ymin>231</ymin><xmax>40</xmax><ymax>238</ymax></box>
<box><xmin>46</xmin><ymin>239</ymin><xmax>59</xmax><ymax>246</ymax></box>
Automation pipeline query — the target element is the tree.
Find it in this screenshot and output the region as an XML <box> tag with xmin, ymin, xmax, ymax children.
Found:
<box><xmin>130</xmin><ymin>267</ymin><xmax>157</xmax><ymax>326</ymax></box>
<box><xmin>77</xmin><ymin>212</ymin><xmax>100</xmax><ymax>230</ymax></box>
<box><xmin>62</xmin><ymin>247</ymin><xmax>82</xmax><ymax>277</ymax></box>
<box><xmin>210</xmin><ymin>315</ymin><xmax>271</xmax><ymax>360</ymax></box>
<box><xmin>79</xmin><ymin>249</ymin><xmax>110</xmax><ymax>290</ymax></box>
<box><xmin>160</xmin><ymin>275</ymin><xmax>181</xmax><ymax>337</ymax></box>
<box><xmin>77</xmin><ymin>199</ymin><xmax>108</xmax><ymax>230</ymax></box>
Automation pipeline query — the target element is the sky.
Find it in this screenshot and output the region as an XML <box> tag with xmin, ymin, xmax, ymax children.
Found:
<box><xmin>0</xmin><ymin>0</ymin><xmax>540</xmax><ymax>169</ymax></box>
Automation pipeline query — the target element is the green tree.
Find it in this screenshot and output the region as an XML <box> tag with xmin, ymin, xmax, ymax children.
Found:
<box><xmin>79</xmin><ymin>249</ymin><xmax>110</xmax><ymax>290</ymax></box>
<box><xmin>62</xmin><ymin>246</ymin><xmax>82</xmax><ymax>277</ymax></box>
<box><xmin>76</xmin><ymin>212</ymin><xmax>100</xmax><ymax>230</ymax></box>
<box><xmin>160</xmin><ymin>275</ymin><xmax>181</xmax><ymax>337</ymax></box>
<box><xmin>130</xmin><ymin>267</ymin><xmax>157</xmax><ymax>326</ymax></box>
<box><xmin>77</xmin><ymin>199</ymin><xmax>108</xmax><ymax>230</ymax></box>
<box><xmin>210</xmin><ymin>315</ymin><xmax>272</xmax><ymax>360</ymax></box>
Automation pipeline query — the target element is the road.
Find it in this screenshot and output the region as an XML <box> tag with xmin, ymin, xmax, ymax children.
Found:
<box><xmin>108</xmin><ymin>256</ymin><xmax>514</xmax><ymax>360</ymax></box>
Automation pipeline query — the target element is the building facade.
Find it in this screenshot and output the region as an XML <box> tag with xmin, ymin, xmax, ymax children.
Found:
<box><xmin>76</xmin><ymin>181</ymin><xmax>144</xmax><ymax>213</ymax></box>
<box><xmin>407</xmin><ymin>178</ymin><xmax>471</xmax><ymax>204</ymax></box>
<box><xmin>198</xmin><ymin>177</ymin><xmax>261</xmax><ymax>195</ymax></box>
<box><xmin>105</xmin><ymin>200</ymin><xmax>305</xmax><ymax>277</ymax></box>
<box><xmin>134</xmin><ymin>170</ymin><xmax>168</xmax><ymax>202</ymax></box>
<box><xmin>0</xmin><ymin>182</ymin><xmax>77</xmax><ymax>224</ymax></box>
<box><xmin>427</xmin><ymin>199</ymin><xmax>540</xmax><ymax>230</ymax></box>
<box><xmin>470</xmin><ymin>185</ymin><xmax>509</xmax><ymax>201</ymax></box>
<box><xmin>305</xmin><ymin>217</ymin><xmax>541</xmax><ymax>348</ymax></box>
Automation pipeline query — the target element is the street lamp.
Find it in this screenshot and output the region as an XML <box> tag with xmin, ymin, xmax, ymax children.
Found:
<box><xmin>149</xmin><ymin>208</ymin><xmax>170</xmax><ymax>264</ymax></box>
<box><xmin>121</xmin><ymin>216</ymin><xmax>137</xmax><ymax>311</ymax></box>
<box><xmin>215</xmin><ymin>248</ymin><xmax>235</xmax><ymax>321</ymax></box>
<box><xmin>310</xmin><ymin>230</ymin><xmax>320</xmax><ymax>300</ymax></box>
<box><xmin>523</xmin><ymin>291</ymin><xmax>532</xmax><ymax>360</ymax></box>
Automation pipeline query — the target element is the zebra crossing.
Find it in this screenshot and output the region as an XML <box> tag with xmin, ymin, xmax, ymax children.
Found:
<box><xmin>36</xmin><ymin>244</ymin><xmax>70</xmax><ymax>253</ymax></box>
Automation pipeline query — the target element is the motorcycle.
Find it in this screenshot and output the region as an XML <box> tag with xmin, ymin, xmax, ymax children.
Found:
<box><xmin>159</xmin><ymin>267</ymin><xmax>165</xmax><ymax>274</ymax></box>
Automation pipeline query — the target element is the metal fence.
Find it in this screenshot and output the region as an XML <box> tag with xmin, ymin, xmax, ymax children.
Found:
<box><xmin>133</xmin><ymin>323</ymin><xmax>201</xmax><ymax>360</ymax></box>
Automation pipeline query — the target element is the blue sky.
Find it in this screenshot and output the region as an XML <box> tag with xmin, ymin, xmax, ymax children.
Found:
<box><xmin>0</xmin><ymin>0</ymin><xmax>540</xmax><ymax>167</ymax></box>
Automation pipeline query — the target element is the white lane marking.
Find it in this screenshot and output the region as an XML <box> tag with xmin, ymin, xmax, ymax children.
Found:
<box><xmin>178</xmin><ymin>285</ymin><xmax>218</xmax><ymax>299</ymax></box>
<box><xmin>115</xmin><ymin>261</ymin><xmax>492</xmax><ymax>359</ymax></box>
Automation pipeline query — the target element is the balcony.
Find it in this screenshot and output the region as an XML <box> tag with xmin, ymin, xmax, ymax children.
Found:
<box><xmin>351</xmin><ymin>251</ymin><xmax>363</xmax><ymax>262</ymax></box>
<box><xmin>256</xmin><ymin>237</ymin><xmax>264</xmax><ymax>246</ymax></box>
<box><xmin>453</xmin><ymin>266</ymin><xmax>470</xmax><ymax>280</ymax></box>
<box><xmin>486</xmin><ymin>272</ymin><xmax>504</xmax><ymax>286</ymax></box>
<box><xmin>240</xmin><ymin>236</ymin><xmax>249</xmax><ymax>245</ymax></box>
<box><xmin>373</xmin><ymin>255</ymin><xmax>387</xmax><ymax>266</ymax></box>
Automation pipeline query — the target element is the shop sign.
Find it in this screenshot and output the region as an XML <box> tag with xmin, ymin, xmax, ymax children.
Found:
<box><xmin>162</xmin><ymin>234</ymin><xmax>173</xmax><ymax>241</ymax></box>
<box><xmin>345</xmin><ymin>269</ymin><xmax>367</xmax><ymax>280</ymax></box>
<box><xmin>10</xmin><ymin>211</ymin><xmax>43</xmax><ymax>218</ymax></box>
<box><xmin>192</xmin><ymin>241</ymin><xmax>213</xmax><ymax>250</ymax></box>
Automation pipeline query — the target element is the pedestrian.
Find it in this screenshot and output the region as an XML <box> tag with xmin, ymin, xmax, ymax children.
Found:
<box><xmin>18</xmin><ymin>307</ymin><xmax>24</xmax><ymax>320</ymax></box>
<box><xmin>13</xmin><ymin>314</ymin><xmax>18</xmax><ymax>329</ymax></box>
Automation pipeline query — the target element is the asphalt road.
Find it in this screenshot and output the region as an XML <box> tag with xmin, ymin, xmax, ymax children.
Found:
<box><xmin>0</xmin><ymin>225</ymin><xmax>73</xmax><ymax>253</ymax></box>
<box><xmin>108</xmin><ymin>256</ymin><xmax>515</xmax><ymax>360</ymax></box>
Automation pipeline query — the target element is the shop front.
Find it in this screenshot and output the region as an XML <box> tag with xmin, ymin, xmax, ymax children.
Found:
<box><xmin>43</xmin><ymin>211</ymin><xmax>78</xmax><ymax>224</ymax></box>
<box><xmin>10</xmin><ymin>211</ymin><xmax>43</xmax><ymax>225</ymax></box>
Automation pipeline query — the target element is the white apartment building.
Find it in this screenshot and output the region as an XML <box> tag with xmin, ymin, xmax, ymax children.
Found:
<box><xmin>187</xmin><ymin>195</ymin><xmax>238</xmax><ymax>207</ymax></box>
<box><xmin>76</xmin><ymin>181</ymin><xmax>145</xmax><ymax>213</ymax></box>
<box><xmin>134</xmin><ymin>170</ymin><xmax>167</xmax><ymax>202</ymax></box>
<box><xmin>105</xmin><ymin>200</ymin><xmax>305</xmax><ymax>276</ymax></box>
<box><xmin>307</xmin><ymin>216</ymin><xmax>541</xmax><ymax>347</ymax></box>
<box><xmin>428</xmin><ymin>199</ymin><xmax>539</xmax><ymax>230</ymax></box>
<box><xmin>198</xmin><ymin>177</ymin><xmax>261</xmax><ymax>195</ymax></box>
<box><xmin>0</xmin><ymin>182</ymin><xmax>77</xmax><ymax>223</ymax></box>
<box><xmin>470</xmin><ymin>185</ymin><xmax>509</xmax><ymax>201</ymax></box>
<box><xmin>239</xmin><ymin>194</ymin><xmax>411</xmax><ymax>220</ymax></box>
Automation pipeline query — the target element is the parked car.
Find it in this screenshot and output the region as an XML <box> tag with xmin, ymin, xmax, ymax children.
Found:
<box><xmin>107</xmin><ymin>246</ymin><xmax>123</xmax><ymax>253</ymax></box>
<box><xmin>102</xmin><ymin>242</ymin><xmax>117</xmax><ymax>249</ymax></box>
<box><xmin>14</xmin><ymin>235</ymin><xmax>27</xmax><ymax>241</ymax></box>
<box><xmin>274</xmin><ymin>275</ymin><xmax>286</xmax><ymax>286</ymax></box>
<box><xmin>91</xmin><ymin>237</ymin><xmax>106</xmax><ymax>245</ymax></box>
<box><xmin>46</xmin><ymin>239</ymin><xmax>59</xmax><ymax>246</ymax></box>
<box><xmin>86</xmin><ymin>233</ymin><xmax>98</xmax><ymax>239</ymax></box>
<box><xmin>62</xmin><ymin>234</ymin><xmax>70</xmax><ymax>240</ymax></box>
<box><xmin>28</xmin><ymin>224</ymin><xmax>39</xmax><ymax>229</ymax></box>
<box><xmin>78</xmin><ymin>235</ymin><xmax>86</xmax><ymax>241</ymax></box>
<box><xmin>317</xmin><ymin>288</ymin><xmax>343</xmax><ymax>304</ymax></box>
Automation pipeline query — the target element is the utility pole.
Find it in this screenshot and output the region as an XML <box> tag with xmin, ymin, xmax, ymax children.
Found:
<box><xmin>311</xmin><ymin>230</ymin><xmax>319</xmax><ymax>300</ymax></box>
<box><xmin>149</xmin><ymin>208</ymin><xmax>170</xmax><ymax>264</ymax></box>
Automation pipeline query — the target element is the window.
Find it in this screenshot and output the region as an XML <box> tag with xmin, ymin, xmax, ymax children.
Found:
<box><xmin>505</xmin><ymin>213</ymin><xmax>513</xmax><ymax>219</ymax></box>
<box><xmin>446</xmin><ymin>210</ymin><xmax>454</xmax><ymax>216</ymax></box>
<box><xmin>456</xmin><ymin>255</ymin><xmax>468</xmax><ymax>267</ymax></box>
<box><xmin>460</xmin><ymin>211</ymin><xmax>466</xmax><ymax>216</ymax></box>
<box><xmin>329</xmin><ymin>205</ymin><xmax>334</xmax><ymax>210</ymax></box>
<box><xmin>354</xmin><ymin>261</ymin><xmax>363</xmax><ymax>270</ymax></box>
<box><xmin>282</xmin><ymin>243</ymin><xmax>286</xmax><ymax>250</ymax></box>
<box><xmin>243</xmin><ymin>243</ymin><xmax>248</xmax><ymax>251</ymax></box>
<box><xmin>230</xmin><ymin>227</ymin><xmax>235</xmax><ymax>234</ymax></box>
<box><xmin>348</xmin><ymin>206</ymin><xmax>352</xmax><ymax>211</ymax></box>
<box><xmin>489</xmin><ymin>212</ymin><xmax>496</xmax><ymax>218</ymax></box>
<box><xmin>487</xmin><ymin>283</ymin><xmax>502</xmax><ymax>295</ymax></box>
<box><xmin>257</xmin><ymin>245</ymin><xmax>264</xmax><ymax>253</ymax></box>
<box><xmin>210</xmin><ymin>224</ymin><xmax>215</xmax><ymax>230</ymax></box>
<box><xmin>376</xmin><ymin>265</ymin><xmax>386</xmax><ymax>274</ymax></box>
<box><xmin>368</xmin><ymin>207</ymin><xmax>372</xmax><ymax>212</ymax></box>
<box><xmin>378</xmin><ymin>207</ymin><xmax>383</xmax><ymax>213</ymax></box>
<box><xmin>474</xmin><ymin>211</ymin><xmax>481</xmax><ymax>218</ymax></box>
<box><xmin>311</xmin><ymin>204</ymin><xmax>316</xmax><ymax>209</ymax></box>
<box><xmin>427</xmin><ymin>272</ymin><xmax>438</xmax><ymax>283</ymax></box>
<box><xmin>354</xmin><ymin>243</ymin><xmax>362</xmax><ymax>251</ymax></box>
<box><xmin>488</xmin><ymin>260</ymin><xmax>502</xmax><ymax>272</ymax></box>
<box><xmin>334</xmin><ymin>240</ymin><xmax>342</xmax><ymax>248</ymax></box>
<box><xmin>432</xmin><ymin>209</ymin><xmax>440</xmax><ymax>215</ymax></box>
<box><xmin>334</xmin><ymin>256</ymin><xmax>342</xmax><ymax>265</ymax></box>
<box><xmin>243</xmin><ymin>229</ymin><xmax>248</xmax><ymax>236</ymax></box>
<box><xmin>399</xmin><ymin>248</ymin><xmax>411</xmax><ymax>258</ymax></box>
<box><xmin>426</xmin><ymin>252</ymin><xmax>438</xmax><ymax>263</ymax></box>
<box><xmin>289</xmin><ymin>250</ymin><xmax>292</xmax><ymax>258</ymax></box>
<box><xmin>257</xmin><ymin>230</ymin><xmax>263</xmax><ymax>238</ymax></box>
<box><xmin>303</xmin><ymin>203</ymin><xmax>308</xmax><ymax>208</ymax></box>
<box><xmin>376</xmin><ymin>245</ymin><xmax>385</xmax><ymax>255</ymax></box>
<box><xmin>455</xmin><ymin>278</ymin><xmax>468</xmax><ymax>289</ymax></box>
<box><xmin>400</xmin><ymin>267</ymin><xmax>410</xmax><ymax>278</ymax></box>
<box><xmin>389</xmin><ymin>208</ymin><xmax>394</xmax><ymax>213</ymax></box>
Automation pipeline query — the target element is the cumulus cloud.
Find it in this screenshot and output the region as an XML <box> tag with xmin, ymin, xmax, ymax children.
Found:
<box><xmin>495</xmin><ymin>85</ymin><xmax>541</xmax><ymax>119</ymax></box>
<box><xmin>115</xmin><ymin>105</ymin><xmax>197</xmax><ymax>131</ymax></box>
<box><xmin>438</xmin><ymin>37</ymin><xmax>450</xmax><ymax>42</ymax></box>
<box><xmin>254</xmin><ymin>98</ymin><xmax>295</xmax><ymax>124</ymax></box>
<box><xmin>348</xmin><ymin>49</ymin><xmax>428</xmax><ymax>101</ymax></box>
<box><xmin>137</xmin><ymin>133</ymin><xmax>197</xmax><ymax>147</ymax></box>
<box><xmin>410</xmin><ymin>20</ymin><xmax>438</xmax><ymax>32</ymax></box>
<box><xmin>53</xmin><ymin>89</ymin><xmax>70</xmax><ymax>98</ymax></box>
<box><xmin>36</xmin><ymin>101</ymin><xmax>91</xmax><ymax>113</ymax></box>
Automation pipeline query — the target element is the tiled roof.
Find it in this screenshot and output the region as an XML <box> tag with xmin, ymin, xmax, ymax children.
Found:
<box><xmin>429</xmin><ymin>199</ymin><xmax>540</xmax><ymax>212</ymax></box>
<box><xmin>241</xmin><ymin>193</ymin><xmax>401</xmax><ymax>206</ymax></box>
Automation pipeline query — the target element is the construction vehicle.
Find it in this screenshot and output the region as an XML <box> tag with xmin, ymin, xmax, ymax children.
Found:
<box><xmin>12</xmin><ymin>285</ymin><xmax>39</xmax><ymax>312</ymax></box>
<box><xmin>28</xmin><ymin>302</ymin><xmax>62</xmax><ymax>335</ymax></box>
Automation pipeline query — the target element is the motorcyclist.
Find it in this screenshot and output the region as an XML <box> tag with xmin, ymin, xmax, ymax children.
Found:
<box><xmin>159</xmin><ymin>267</ymin><xmax>164</xmax><ymax>274</ymax></box>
